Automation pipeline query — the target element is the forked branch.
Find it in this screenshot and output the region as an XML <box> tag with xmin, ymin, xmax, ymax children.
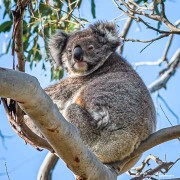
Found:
<box><xmin>0</xmin><ymin>67</ymin><xmax>180</xmax><ymax>179</ymax></box>
<box><xmin>0</xmin><ymin>67</ymin><xmax>117</xmax><ymax>180</ymax></box>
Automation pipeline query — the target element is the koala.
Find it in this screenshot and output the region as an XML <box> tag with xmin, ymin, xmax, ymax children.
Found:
<box><xmin>31</xmin><ymin>21</ymin><xmax>156</xmax><ymax>174</ymax></box>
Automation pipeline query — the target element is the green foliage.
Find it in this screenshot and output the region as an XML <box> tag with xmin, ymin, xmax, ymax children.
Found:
<box><xmin>0</xmin><ymin>0</ymin><xmax>95</xmax><ymax>80</ymax></box>
<box><xmin>91</xmin><ymin>0</ymin><xmax>96</xmax><ymax>19</ymax></box>
<box><xmin>0</xmin><ymin>21</ymin><xmax>13</xmax><ymax>32</ymax></box>
<box><xmin>51</xmin><ymin>67</ymin><xmax>64</xmax><ymax>81</ymax></box>
<box><xmin>2</xmin><ymin>0</ymin><xmax>13</xmax><ymax>19</ymax></box>
<box><xmin>135</xmin><ymin>0</ymin><xmax>147</xmax><ymax>4</ymax></box>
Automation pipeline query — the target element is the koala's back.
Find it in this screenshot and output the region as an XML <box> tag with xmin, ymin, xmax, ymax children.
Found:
<box><xmin>46</xmin><ymin>53</ymin><xmax>156</xmax><ymax>169</ymax></box>
<box><xmin>74</xmin><ymin>54</ymin><xmax>156</xmax><ymax>162</ymax></box>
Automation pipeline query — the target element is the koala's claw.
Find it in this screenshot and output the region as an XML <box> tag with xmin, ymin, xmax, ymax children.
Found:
<box><xmin>91</xmin><ymin>106</ymin><xmax>110</xmax><ymax>130</ymax></box>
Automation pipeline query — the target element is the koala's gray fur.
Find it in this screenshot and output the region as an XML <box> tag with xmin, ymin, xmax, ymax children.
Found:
<box><xmin>28</xmin><ymin>21</ymin><xmax>156</xmax><ymax>174</ymax></box>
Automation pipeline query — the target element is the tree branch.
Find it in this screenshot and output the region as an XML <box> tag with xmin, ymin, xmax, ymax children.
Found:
<box><xmin>0</xmin><ymin>67</ymin><xmax>117</xmax><ymax>180</ymax></box>
<box><xmin>109</xmin><ymin>125</ymin><xmax>180</xmax><ymax>174</ymax></box>
<box><xmin>37</xmin><ymin>152</ymin><xmax>59</xmax><ymax>180</ymax></box>
<box><xmin>122</xmin><ymin>34</ymin><xmax>169</xmax><ymax>43</ymax></box>
<box><xmin>148</xmin><ymin>48</ymin><xmax>180</xmax><ymax>93</ymax></box>
<box><xmin>129</xmin><ymin>155</ymin><xmax>180</xmax><ymax>180</ymax></box>
<box><xmin>118</xmin><ymin>0</ymin><xmax>180</xmax><ymax>34</ymax></box>
<box><xmin>10</xmin><ymin>0</ymin><xmax>30</xmax><ymax>147</ymax></box>
<box><xmin>118</xmin><ymin>17</ymin><xmax>133</xmax><ymax>54</ymax></box>
<box><xmin>112</xmin><ymin>0</ymin><xmax>171</xmax><ymax>34</ymax></box>
<box><xmin>118</xmin><ymin>5</ymin><xmax>135</xmax><ymax>54</ymax></box>
<box><xmin>161</xmin><ymin>34</ymin><xmax>173</xmax><ymax>62</ymax></box>
<box><xmin>0</xmin><ymin>67</ymin><xmax>180</xmax><ymax>178</ymax></box>
<box><xmin>12</xmin><ymin>0</ymin><xmax>30</xmax><ymax>70</ymax></box>
<box><xmin>134</xmin><ymin>59</ymin><xmax>164</xmax><ymax>68</ymax></box>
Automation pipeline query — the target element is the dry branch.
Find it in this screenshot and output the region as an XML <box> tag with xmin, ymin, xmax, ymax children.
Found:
<box><xmin>118</xmin><ymin>0</ymin><xmax>180</xmax><ymax>34</ymax></box>
<box><xmin>122</xmin><ymin>34</ymin><xmax>169</xmax><ymax>43</ymax></box>
<box><xmin>12</xmin><ymin>0</ymin><xmax>29</xmax><ymax>70</ymax></box>
<box><xmin>149</xmin><ymin>48</ymin><xmax>180</xmax><ymax>93</ymax></box>
<box><xmin>129</xmin><ymin>155</ymin><xmax>179</xmax><ymax>180</ymax></box>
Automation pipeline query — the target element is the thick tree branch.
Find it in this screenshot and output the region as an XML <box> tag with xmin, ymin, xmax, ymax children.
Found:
<box><xmin>0</xmin><ymin>67</ymin><xmax>117</xmax><ymax>180</ymax></box>
<box><xmin>37</xmin><ymin>152</ymin><xmax>59</xmax><ymax>180</ymax></box>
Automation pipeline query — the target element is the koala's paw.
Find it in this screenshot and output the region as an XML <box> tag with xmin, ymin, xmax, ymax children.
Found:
<box><xmin>90</xmin><ymin>106</ymin><xmax>110</xmax><ymax>130</ymax></box>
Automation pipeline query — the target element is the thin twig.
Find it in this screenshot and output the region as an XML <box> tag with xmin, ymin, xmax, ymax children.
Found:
<box><xmin>0</xmin><ymin>130</ymin><xmax>13</xmax><ymax>149</ymax></box>
<box><xmin>159</xmin><ymin>97</ymin><xmax>179</xmax><ymax>124</ymax></box>
<box><xmin>160</xmin><ymin>105</ymin><xmax>180</xmax><ymax>141</ymax></box>
<box><xmin>140</xmin><ymin>41</ymin><xmax>153</xmax><ymax>53</ymax></box>
<box><xmin>122</xmin><ymin>33</ymin><xmax>169</xmax><ymax>43</ymax></box>
<box><xmin>5</xmin><ymin>162</ymin><xmax>10</xmax><ymax>180</ymax></box>
<box><xmin>48</xmin><ymin>4</ymin><xmax>85</xmax><ymax>28</ymax></box>
<box><xmin>128</xmin><ymin>0</ymin><xmax>153</xmax><ymax>11</ymax></box>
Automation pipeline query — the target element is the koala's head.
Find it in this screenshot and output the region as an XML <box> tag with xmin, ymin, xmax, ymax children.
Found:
<box><xmin>48</xmin><ymin>21</ymin><xmax>121</xmax><ymax>77</ymax></box>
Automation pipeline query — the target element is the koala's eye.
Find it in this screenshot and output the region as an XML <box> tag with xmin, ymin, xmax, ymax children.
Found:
<box><xmin>87</xmin><ymin>45</ymin><xmax>94</xmax><ymax>51</ymax></box>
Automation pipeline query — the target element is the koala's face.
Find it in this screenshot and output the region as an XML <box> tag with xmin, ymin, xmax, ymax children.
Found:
<box><xmin>49</xmin><ymin>21</ymin><xmax>121</xmax><ymax>77</ymax></box>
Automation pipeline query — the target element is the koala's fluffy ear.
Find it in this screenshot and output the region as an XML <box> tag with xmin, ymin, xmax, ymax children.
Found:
<box><xmin>48</xmin><ymin>31</ymin><xmax>69</xmax><ymax>68</ymax></box>
<box><xmin>90</xmin><ymin>21</ymin><xmax>121</xmax><ymax>50</ymax></box>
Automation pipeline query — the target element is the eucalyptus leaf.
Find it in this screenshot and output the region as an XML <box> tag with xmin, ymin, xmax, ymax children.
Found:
<box><xmin>0</xmin><ymin>21</ymin><xmax>13</xmax><ymax>32</ymax></box>
<box><xmin>91</xmin><ymin>0</ymin><xmax>96</xmax><ymax>19</ymax></box>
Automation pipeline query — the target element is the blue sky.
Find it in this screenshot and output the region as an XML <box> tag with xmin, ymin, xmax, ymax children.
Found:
<box><xmin>0</xmin><ymin>0</ymin><xmax>180</xmax><ymax>180</ymax></box>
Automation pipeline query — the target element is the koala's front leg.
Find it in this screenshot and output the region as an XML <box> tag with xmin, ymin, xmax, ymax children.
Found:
<box><xmin>64</xmin><ymin>103</ymin><xmax>101</xmax><ymax>147</ymax></box>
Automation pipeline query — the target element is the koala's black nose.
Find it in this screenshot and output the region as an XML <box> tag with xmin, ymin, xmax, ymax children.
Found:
<box><xmin>73</xmin><ymin>46</ymin><xmax>83</xmax><ymax>61</ymax></box>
